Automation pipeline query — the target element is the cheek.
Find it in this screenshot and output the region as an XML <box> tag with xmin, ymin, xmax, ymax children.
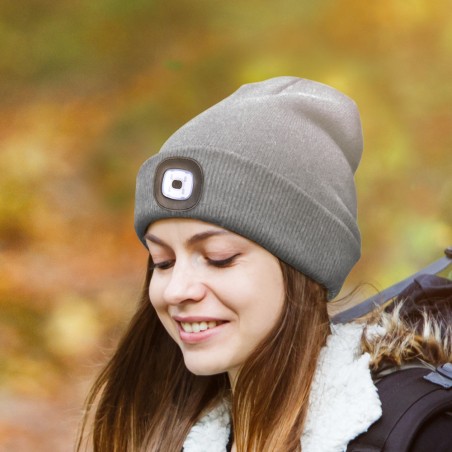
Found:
<box><xmin>246</xmin><ymin>265</ymin><xmax>285</xmax><ymax>330</ymax></box>
<box><xmin>253</xmin><ymin>284</ymin><xmax>284</xmax><ymax>331</ymax></box>
<box><xmin>148</xmin><ymin>279</ymin><xmax>179</xmax><ymax>341</ymax></box>
<box><xmin>225</xmin><ymin>268</ymin><xmax>284</xmax><ymax>332</ymax></box>
<box><xmin>148</xmin><ymin>278</ymin><xmax>167</xmax><ymax>315</ymax></box>
<box><xmin>148</xmin><ymin>281</ymin><xmax>157</xmax><ymax>305</ymax></box>
<box><xmin>148</xmin><ymin>275</ymin><xmax>162</xmax><ymax>303</ymax></box>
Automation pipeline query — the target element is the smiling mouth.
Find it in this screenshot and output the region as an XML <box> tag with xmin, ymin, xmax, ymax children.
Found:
<box><xmin>180</xmin><ymin>321</ymin><xmax>225</xmax><ymax>333</ymax></box>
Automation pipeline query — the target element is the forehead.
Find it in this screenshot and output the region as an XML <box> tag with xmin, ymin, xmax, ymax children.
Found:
<box><xmin>147</xmin><ymin>218</ymin><xmax>228</xmax><ymax>235</ymax></box>
<box><xmin>145</xmin><ymin>218</ymin><xmax>246</xmax><ymax>249</ymax></box>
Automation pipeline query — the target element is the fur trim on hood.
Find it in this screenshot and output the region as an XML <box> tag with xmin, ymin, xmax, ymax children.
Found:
<box><xmin>183</xmin><ymin>323</ymin><xmax>382</xmax><ymax>452</ymax></box>
<box><xmin>362</xmin><ymin>302</ymin><xmax>452</xmax><ymax>373</ymax></box>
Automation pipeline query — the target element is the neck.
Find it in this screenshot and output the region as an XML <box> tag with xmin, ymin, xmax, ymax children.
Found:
<box><xmin>227</xmin><ymin>368</ymin><xmax>239</xmax><ymax>391</ymax></box>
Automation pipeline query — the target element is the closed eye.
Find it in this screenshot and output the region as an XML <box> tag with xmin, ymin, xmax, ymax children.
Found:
<box><xmin>207</xmin><ymin>254</ymin><xmax>241</xmax><ymax>268</ymax></box>
<box><xmin>150</xmin><ymin>260</ymin><xmax>174</xmax><ymax>270</ymax></box>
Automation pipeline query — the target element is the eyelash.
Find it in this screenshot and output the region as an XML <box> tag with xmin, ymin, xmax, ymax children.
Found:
<box><xmin>207</xmin><ymin>254</ymin><xmax>240</xmax><ymax>268</ymax></box>
<box><xmin>150</xmin><ymin>254</ymin><xmax>240</xmax><ymax>271</ymax></box>
<box><xmin>150</xmin><ymin>260</ymin><xmax>174</xmax><ymax>270</ymax></box>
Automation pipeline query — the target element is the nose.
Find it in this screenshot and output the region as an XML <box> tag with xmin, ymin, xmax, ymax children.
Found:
<box><xmin>162</xmin><ymin>259</ymin><xmax>206</xmax><ymax>305</ymax></box>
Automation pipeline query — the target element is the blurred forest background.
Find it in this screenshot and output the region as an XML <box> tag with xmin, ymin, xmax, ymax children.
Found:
<box><xmin>1</xmin><ymin>0</ymin><xmax>451</xmax><ymax>449</ymax></box>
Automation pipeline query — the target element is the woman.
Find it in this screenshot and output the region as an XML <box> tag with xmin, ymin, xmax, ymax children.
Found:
<box><xmin>78</xmin><ymin>77</ymin><xmax>382</xmax><ymax>451</ymax></box>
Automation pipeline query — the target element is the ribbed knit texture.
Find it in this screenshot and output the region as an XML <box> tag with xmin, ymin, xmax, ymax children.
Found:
<box><xmin>135</xmin><ymin>77</ymin><xmax>363</xmax><ymax>299</ymax></box>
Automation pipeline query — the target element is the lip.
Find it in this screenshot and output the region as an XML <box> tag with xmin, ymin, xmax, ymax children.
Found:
<box><xmin>173</xmin><ymin>315</ymin><xmax>226</xmax><ymax>323</ymax></box>
<box><xmin>173</xmin><ymin>316</ymin><xmax>229</xmax><ymax>344</ymax></box>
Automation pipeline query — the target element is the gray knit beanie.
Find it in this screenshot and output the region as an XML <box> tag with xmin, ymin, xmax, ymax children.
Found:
<box><xmin>135</xmin><ymin>76</ymin><xmax>363</xmax><ymax>299</ymax></box>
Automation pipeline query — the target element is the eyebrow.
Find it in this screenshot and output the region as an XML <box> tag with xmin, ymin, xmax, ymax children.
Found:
<box><xmin>144</xmin><ymin>229</ymin><xmax>231</xmax><ymax>248</ymax></box>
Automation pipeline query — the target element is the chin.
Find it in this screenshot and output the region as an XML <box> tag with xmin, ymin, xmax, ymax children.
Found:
<box><xmin>183</xmin><ymin>359</ymin><xmax>228</xmax><ymax>376</ymax></box>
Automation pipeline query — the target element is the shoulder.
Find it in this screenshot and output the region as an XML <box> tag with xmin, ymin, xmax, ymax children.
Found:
<box><xmin>301</xmin><ymin>323</ymin><xmax>382</xmax><ymax>452</ymax></box>
<box><xmin>182</xmin><ymin>400</ymin><xmax>231</xmax><ymax>452</ymax></box>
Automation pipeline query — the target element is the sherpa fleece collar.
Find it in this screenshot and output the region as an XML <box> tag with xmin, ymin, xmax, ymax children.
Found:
<box><xmin>183</xmin><ymin>323</ymin><xmax>382</xmax><ymax>452</ymax></box>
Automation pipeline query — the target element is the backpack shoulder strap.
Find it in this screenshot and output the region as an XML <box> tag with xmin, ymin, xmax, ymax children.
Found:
<box><xmin>347</xmin><ymin>367</ymin><xmax>452</xmax><ymax>452</ymax></box>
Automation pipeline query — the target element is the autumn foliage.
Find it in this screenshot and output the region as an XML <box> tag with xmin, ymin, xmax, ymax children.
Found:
<box><xmin>0</xmin><ymin>1</ymin><xmax>451</xmax><ymax>449</ymax></box>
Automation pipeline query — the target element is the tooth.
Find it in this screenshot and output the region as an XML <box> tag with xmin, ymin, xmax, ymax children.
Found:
<box><xmin>181</xmin><ymin>321</ymin><xmax>221</xmax><ymax>333</ymax></box>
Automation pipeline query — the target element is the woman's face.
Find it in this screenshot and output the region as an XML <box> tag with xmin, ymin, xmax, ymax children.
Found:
<box><xmin>146</xmin><ymin>218</ymin><xmax>285</xmax><ymax>380</ymax></box>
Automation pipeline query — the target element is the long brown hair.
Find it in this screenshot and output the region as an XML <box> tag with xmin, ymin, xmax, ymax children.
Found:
<box><xmin>77</xmin><ymin>258</ymin><xmax>330</xmax><ymax>451</ymax></box>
